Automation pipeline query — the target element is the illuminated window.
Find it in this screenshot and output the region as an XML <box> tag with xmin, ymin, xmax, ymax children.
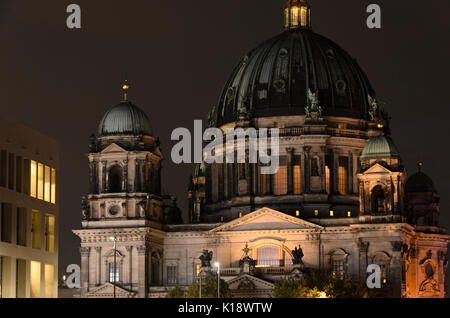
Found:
<box><xmin>257</xmin><ymin>245</ymin><xmax>280</xmax><ymax>267</ymax></box>
<box><xmin>45</xmin><ymin>214</ymin><xmax>55</xmax><ymax>253</ymax></box>
<box><xmin>44</xmin><ymin>264</ymin><xmax>54</xmax><ymax>298</ymax></box>
<box><xmin>314</xmin><ymin>210</ymin><xmax>319</xmax><ymax>216</ymax></box>
<box><xmin>330</xmin><ymin>210</ymin><xmax>334</xmax><ymax>217</ymax></box>
<box><xmin>338</xmin><ymin>123</ymin><xmax>348</xmax><ymax>129</ymax></box>
<box><xmin>167</xmin><ymin>266</ymin><xmax>177</xmax><ymax>285</ymax></box>
<box><xmin>51</xmin><ymin>168</ymin><xmax>56</xmax><ymax>204</ymax></box>
<box><xmin>332</xmin><ymin>260</ymin><xmax>345</xmax><ymax>279</ymax></box>
<box><xmin>30</xmin><ymin>160</ymin><xmax>37</xmax><ymax>198</ymax></box>
<box><xmin>32</xmin><ymin>210</ymin><xmax>41</xmax><ymax>249</ymax></box>
<box><xmin>220</xmin><ymin>216</ymin><xmax>224</xmax><ymax>222</ymax></box>
<box><xmin>239</xmin><ymin>212</ymin><xmax>243</xmax><ymax>218</ymax></box>
<box><xmin>284</xmin><ymin>8</ymin><xmax>289</xmax><ymax>28</ymax></box>
<box><xmin>273</xmin><ymin>166</ymin><xmax>287</xmax><ymax>195</ymax></box>
<box><xmin>296</xmin><ymin>210</ymin><xmax>300</xmax><ymax>217</ymax></box>
<box><xmin>300</xmin><ymin>6</ymin><xmax>308</xmax><ymax>27</ymax></box>
<box><xmin>338</xmin><ymin>157</ymin><xmax>348</xmax><ymax>195</ymax></box>
<box><xmin>37</xmin><ymin>163</ymin><xmax>44</xmax><ymax>200</ymax></box>
<box><xmin>293</xmin><ymin>165</ymin><xmax>301</xmax><ymax>194</ymax></box>
<box><xmin>30</xmin><ymin>261</ymin><xmax>41</xmax><ymax>298</ymax></box>
<box><xmin>44</xmin><ymin>165</ymin><xmax>51</xmax><ymax>202</ymax></box>
<box><xmin>291</xmin><ymin>6</ymin><xmax>299</xmax><ymax>27</ymax></box>
<box><xmin>347</xmin><ymin>211</ymin><xmax>352</xmax><ymax>217</ymax></box>
<box><xmin>325</xmin><ymin>165</ymin><xmax>331</xmax><ymax>194</ymax></box>
<box><xmin>109</xmin><ymin>263</ymin><xmax>120</xmax><ymax>283</ymax></box>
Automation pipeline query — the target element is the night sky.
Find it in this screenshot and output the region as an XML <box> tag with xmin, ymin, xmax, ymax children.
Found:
<box><xmin>0</xmin><ymin>0</ymin><xmax>449</xmax><ymax>277</ymax></box>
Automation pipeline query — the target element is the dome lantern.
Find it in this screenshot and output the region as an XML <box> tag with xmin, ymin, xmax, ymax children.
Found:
<box><xmin>284</xmin><ymin>0</ymin><xmax>311</xmax><ymax>30</ymax></box>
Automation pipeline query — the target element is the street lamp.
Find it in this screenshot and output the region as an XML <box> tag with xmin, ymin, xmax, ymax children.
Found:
<box><xmin>109</xmin><ymin>236</ymin><xmax>117</xmax><ymax>298</ymax></box>
<box><xmin>214</xmin><ymin>262</ymin><xmax>220</xmax><ymax>298</ymax></box>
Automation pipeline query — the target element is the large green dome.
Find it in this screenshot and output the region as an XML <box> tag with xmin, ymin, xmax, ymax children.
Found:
<box><xmin>98</xmin><ymin>101</ymin><xmax>152</xmax><ymax>137</ymax></box>
<box><xmin>209</xmin><ymin>29</ymin><xmax>375</xmax><ymax>127</ymax></box>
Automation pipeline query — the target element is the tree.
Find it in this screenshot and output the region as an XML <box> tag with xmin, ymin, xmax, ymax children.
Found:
<box><xmin>186</xmin><ymin>272</ymin><xmax>231</xmax><ymax>298</ymax></box>
<box><xmin>165</xmin><ymin>285</ymin><xmax>185</xmax><ymax>298</ymax></box>
<box><xmin>274</xmin><ymin>269</ymin><xmax>375</xmax><ymax>298</ymax></box>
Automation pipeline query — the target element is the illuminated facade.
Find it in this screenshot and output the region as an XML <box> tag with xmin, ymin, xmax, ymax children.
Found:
<box><xmin>0</xmin><ymin>115</ymin><xmax>59</xmax><ymax>298</ymax></box>
<box><xmin>74</xmin><ymin>0</ymin><xmax>449</xmax><ymax>298</ymax></box>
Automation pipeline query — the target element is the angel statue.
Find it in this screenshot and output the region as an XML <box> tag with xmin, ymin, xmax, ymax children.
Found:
<box><xmin>305</xmin><ymin>89</ymin><xmax>323</xmax><ymax>119</ymax></box>
<box><xmin>199</xmin><ymin>250</ymin><xmax>213</xmax><ymax>268</ymax></box>
<box><xmin>368</xmin><ymin>95</ymin><xmax>379</xmax><ymax>121</ymax></box>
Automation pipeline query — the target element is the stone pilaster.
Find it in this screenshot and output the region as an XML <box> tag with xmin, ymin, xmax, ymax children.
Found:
<box><xmin>94</xmin><ymin>246</ymin><xmax>102</xmax><ymax>286</ymax></box>
<box><xmin>125</xmin><ymin>246</ymin><xmax>133</xmax><ymax>287</ymax></box>
<box><xmin>80</xmin><ymin>246</ymin><xmax>91</xmax><ymax>296</ymax></box>
<box><xmin>137</xmin><ymin>245</ymin><xmax>148</xmax><ymax>298</ymax></box>
<box><xmin>286</xmin><ymin>148</ymin><xmax>294</xmax><ymax>194</ymax></box>
<box><xmin>358</xmin><ymin>239</ymin><xmax>369</xmax><ymax>281</ymax></box>
<box><xmin>303</xmin><ymin>146</ymin><xmax>311</xmax><ymax>193</ymax></box>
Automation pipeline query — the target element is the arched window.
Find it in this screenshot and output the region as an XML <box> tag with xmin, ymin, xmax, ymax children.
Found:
<box><xmin>108</xmin><ymin>165</ymin><xmax>123</xmax><ymax>193</ymax></box>
<box><xmin>109</xmin><ymin>262</ymin><xmax>120</xmax><ymax>283</ymax></box>
<box><xmin>257</xmin><ymin>245</ymin><xmax>280</xmax><ymax>267</ymax></box>
<box><xmin>372</xmin><ymin>252</ymin><xmax>391</xmax><ymax>287</ymax></box>
<box><xmin>329</xmin><ymin>249</ymin><xmax>348</xmax><ymax>279</ymax></box>
<box><xmin>371</xmin><ymin>185</ymin><xmax>385</xmax><ymax>213</ymax></box>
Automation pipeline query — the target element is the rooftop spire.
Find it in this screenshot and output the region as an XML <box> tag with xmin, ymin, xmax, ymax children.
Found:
<box><xmin>284</xmin><ymin>0</ymin><xmax>311</xmax><ymax>30</ymax></box>
<box><xmin>122</xmin><ymin>80</ymin><xmax>130</xmax><ymax>101</ymax></box>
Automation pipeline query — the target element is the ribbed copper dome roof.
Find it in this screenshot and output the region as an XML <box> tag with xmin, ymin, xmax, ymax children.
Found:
<box><xmin>98</xmin><ymin>101</ymin><xmax>152</xmax><ymax>136</ymax></box>
<box><xmin>210</xmin><ymin>29</ymin><xmax>375</xmax><ymax>127</ymax></box>
<box><xmin>361</xmin><ymin>135</ymin><xmax>399</xmax><ymax>159</ymax></box>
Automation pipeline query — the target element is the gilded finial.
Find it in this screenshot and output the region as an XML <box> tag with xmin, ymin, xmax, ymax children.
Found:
<box><xmin>122</xmin><ymin>80</ymin><xmax>130</xmax><ymax>101</ymax></box>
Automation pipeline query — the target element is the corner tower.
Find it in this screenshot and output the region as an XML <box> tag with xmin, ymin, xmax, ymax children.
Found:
<box><xmin>74</xmin><ymin>83</ymin><xmax>165</xmax><ymax>298</ymax></box>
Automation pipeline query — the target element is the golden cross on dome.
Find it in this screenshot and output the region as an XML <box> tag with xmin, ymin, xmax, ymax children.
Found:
<box><xmin>122</xmin><ymin>80</ymin><xmax>130</xmax><ymax>101</ymax></box>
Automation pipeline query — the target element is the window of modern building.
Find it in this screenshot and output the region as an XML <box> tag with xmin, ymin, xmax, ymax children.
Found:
<box><xmin>37</xmin><ymin>163</ymin><xmax>44</xmax><ymax>200</ymax></box>
<box><xmin>257</xmin><ymin>245</ymin><xmax>280</xmax><ymax>267</ymax></box>
<box><xmin>44</xmin><ymin>166</ymin><xmax>51</xmax><ymax>202</ymax></box>
<box><xmin>109</xmin><ymin>263</ymin><xmax>119</xmax><ymax>283</ymax></box>
<box><xmin>30</xmin><ymin>160</ymin><xmax>37</xmax><ymax>198</ymax></box>
<box><xmin>338</xmin><ymin>157</ymin><xmax>348</xmax><ymax>195</ymax></box>
<box><xmin>30</xmin><ymin>261</ymin><xmax>41</xmax><ymax>298</ymax></box>
<box><xmin>16</xmin><ymin>156</ymin><xmax>22</xmax><ymax>193</ymax></box>
<box><xmin>16</xmin><ymin>207</ymin><xmax>27</xmax><ymax>247</ymax></box>
<box><xmin>8</xmin><ymin>153</ymin><xmax>14</xmax><ymax>190</ymax></box>
<box><xmin>23</xmin><ymin>159</ymin><xmax>31</xmax><ymax>195</ymax></box>
<box><xmin>1</xmin><ymin>203</ymin><xmax>12</xmax><ymax>243</ymax></box>
<box><xmin>51</xmin><ymin>168</ymin><xmax>56</xmax><ymax>204</ymax></box>
<box><xmin>293</xmin><ymin>165</ymin><xmax>301</xmax><ymax>194</ymax></box>
<box><xmin>44</xmin><ymin>264</ymin><xmax>54</xmax><ymax>298</ymax></box>
<box><xmin>167</xmin><ymin>266</ymin><xmax>177</xmax><ymax>285</ymax></box>
<box><xmin>16</xmin><ymin>259</ymin><xmax>26</xmax><ymax>298</ymax></box>
<box><xmin>0</xmin><ymin>150</ymin><xmax>6</xmax><ymax>187</ymax></box>
<box><xmin>31</xmin><ymin>210</ymin><xmax>41</xmax><ymax>250</ymax></box>
<box><xmin>273</xmin><ymin>166</ymin><xmax>287</xmax><ymax>195</ymax></box>
<box><xmin>45</xmin><ymin>214</ymin><xmax>55</xmax><ymax>253</ymax></box>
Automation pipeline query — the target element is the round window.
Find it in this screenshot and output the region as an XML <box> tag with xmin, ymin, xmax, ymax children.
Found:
<box><xmin>109</xmin><ymin>205</ymin><xmax>120</xmax><ymax>216</ymax></box>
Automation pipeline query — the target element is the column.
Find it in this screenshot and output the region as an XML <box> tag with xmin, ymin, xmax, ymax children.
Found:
<box><xmin>286</xmin><ymin>148</ymin><xmax>294</xmax><ymax>194</ymax></box>
<box><xmin>303</xmin><ymin>146</ymin><xmax>311</xmax><ymax>193</ymax></box>
<box><xmin>136</xmin><ymin>245</ymin><xmax>148</xmax><ymax>298</ymax></box>
<box><xmin>358</xmin><ymin>239</ymin><xmax>369</xmax><ymax>281</ymax></box>
<box><xmin>95</xmin><ymin>246</ymin><xmax>101</xmax><ymax>286</ymax></box>
<box><xmin>139</xmin><ymin>160</ymin><xmax>145</xmax><ymax>193</ymax></box>
<box><xmin>320</xmin><ymin>146</ymin><xmax>326</xmax><ymax>193</ymax></box>
<box><xmin>80</xmin><ymin>246</ymin><xmax>91</xmax><ymax>296</ymax></box>
<box><xmin>89</xmin><ymin>161</ymin><xmax>95</xmax><ymax>193</ymax></box>
<box><xmin>348</xmin><ymin>150</ymin><xmax>354</xmax><ymax>195</ymax></box>
<box><xmin>102</xmin><ymin>161</ymin><xmax>107</xmax><ymax>193</ymax></box>
<box><xmin>332</xmin><ymin>149</ymin><xmax>339</xmax><ymax>194</ymax></box>
<box><xmin>123</xmin><ymin>159</ymin><xmax>128</xmax><ymax>192</ymax></box>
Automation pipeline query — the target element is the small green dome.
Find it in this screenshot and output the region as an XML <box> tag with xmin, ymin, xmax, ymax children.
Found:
<box><xmin>98</xmin><ymin>101</ymin><xmax>152</xmax><ymax>136</ymax></box>
<box><xmin>361</xmin><ymin>135</ymin><xmax>399</xmax><ymax>159</ymax></box>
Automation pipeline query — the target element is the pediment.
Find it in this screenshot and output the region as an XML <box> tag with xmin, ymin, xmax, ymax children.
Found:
<box><xmin>86</xmin><ymin>283</ymin><xmax>136</xmax><ymax>298</ymax></box>
<box><xmin>362</xmin><ymin>163</ymin><xmax>393</xmax><ymax>175</ymax></box>
<box><xmin>227</xmin><ymin>274</ymin><xmax>274</xmax><ymax>291</ymax></box>
<box><xmin>101</xmin><ymin>143</ymin><xmax>127</xmax><ymax>154</ymax></box>
<box><xmin>211</xmin><ymin>207</ymin><xmax>323</xmax><ymax>232</ymax></box>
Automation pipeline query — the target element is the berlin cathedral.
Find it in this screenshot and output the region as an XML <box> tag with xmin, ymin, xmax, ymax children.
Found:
<box><xmin>73</xmin><ymin>0</ymin><xmax>449</xmax><ymax>298</ymax></box>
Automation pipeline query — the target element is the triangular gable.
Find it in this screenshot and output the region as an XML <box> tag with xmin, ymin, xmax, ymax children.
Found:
<box><xmin>86</xmin><ymin>282</ymin><xmax>135</xmax><ymax>298</ymax></box>
<box><xmin>227</xmin><ymin>274</ymin><xmax>274</xmax><ymax>291</ymax></box>
<box><xmin>210</xmin><ymin>207</ymin><xmax>323</xmax><ymax>232</ymax></box>
<box><xmin>101</xmin><ymin>143</ymin><xmax>127</xmax><ymax>154</ymax></box>
<box><xmin>362</xmin><ymin>162</ymin><xmax>393</xmax><ymax>175</ymax></box>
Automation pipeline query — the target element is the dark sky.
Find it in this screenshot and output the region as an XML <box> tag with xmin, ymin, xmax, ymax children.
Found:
<box><xmin>0</xmin><ymin>0</ymin><xmax>449</xmax><ymax>277</ymax></box>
